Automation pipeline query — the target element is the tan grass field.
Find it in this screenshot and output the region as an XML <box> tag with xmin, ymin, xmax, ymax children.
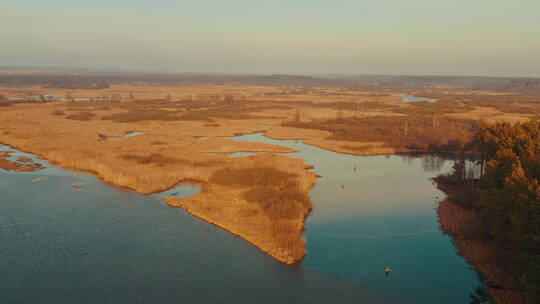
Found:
<box><xmin>0</xmin><ymin>84</ymin><xmax>397</xmax><ymax>103</ymax></box>
<box><xmin>447</xmin><ymin>106</ymin><xmax>533</xmax><ymax>123</ymax></box>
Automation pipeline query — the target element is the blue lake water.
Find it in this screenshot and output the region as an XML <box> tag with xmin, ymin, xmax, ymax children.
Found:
<box><xmin>0</xmin><ymin>144</ymin><xmax>401</xmax><ymax>304</ymax></box>
<box><xmin>0</xmin><ymin>134</ymin><xmax>482</xmax><ymax>304</ymax></box>
<box><xmin>232</xmin><ymin>134</ymin><xmax>481</xmax><ymax>304</ymax></box>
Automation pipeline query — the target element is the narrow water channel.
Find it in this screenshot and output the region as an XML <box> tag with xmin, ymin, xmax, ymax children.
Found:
<box><xmin>231</xmin><ymin>133</ymin><xmax>481</xmax><ymax>304</ymax></box>
<box><xmin>394</xmin><ymin>94</ymin><xmax>437</xmax><ymax>103</ymax></box>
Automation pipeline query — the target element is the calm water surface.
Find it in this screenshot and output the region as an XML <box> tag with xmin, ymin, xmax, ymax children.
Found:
<box><xmin>1</xmin><ymin>134</ymin><xmax>481</xmax><ymax>304</ymax></box>
<box><xmin>233</xmin><ymin>134</ymin><xmax>481</xmax><ymax>304</ymax></box>
<box><xmin>0</xmin><ymin>144</ymin><xmax>400</xmax><ymax>304</ymax></box>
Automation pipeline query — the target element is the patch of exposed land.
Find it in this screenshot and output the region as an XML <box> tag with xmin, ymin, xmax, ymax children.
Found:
<box><xmin>0</xmin><ymin>81</ymin><xmax>538</xmax><ymax>263</ymax></box>
<box><xmin>0</xmin><ymin>150</ymin><xmax>44</xmax><ymax>172</ymax></box>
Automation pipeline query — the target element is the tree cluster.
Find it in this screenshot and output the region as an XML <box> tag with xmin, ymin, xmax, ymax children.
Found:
<box><xmin>472</xmin><ymin>120</ymin><xmax>540</xmax><ymax>300</ymax></box>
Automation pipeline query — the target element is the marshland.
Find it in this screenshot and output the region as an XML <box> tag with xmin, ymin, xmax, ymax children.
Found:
<box><xmin>1</xmin><ymin>72</ymin><xmax>539</xmax><ymax>303</ymax></box>
<box><xmin>4</xmin><ymin>0</ymin><xmax>540</xmax><ymax>303</ymax></box>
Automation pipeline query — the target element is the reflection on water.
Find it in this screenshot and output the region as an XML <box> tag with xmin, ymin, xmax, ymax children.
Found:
<box><xmin>232</xmin><ymin>133</ymin><xmax>481</xmax><ymax>304</ymax></box>
<box><xmin>398</xmin><ymin>153</ymin><xmax>449</xmax><ymax>172</ymax></box>
<box><xmin>0</xmin><ymin>143</ymin><xmax>401</xmax><ymax>304</ymax></box>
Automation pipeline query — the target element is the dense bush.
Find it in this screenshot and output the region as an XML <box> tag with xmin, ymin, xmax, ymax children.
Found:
<box><xmin>65</xmin><ymin>111</ymin><xmax>95</xmax><ymax>121</ymax></box>
<box><xmin>118</xmin><ymin>153</ymin><xmax>187</xmax><ymax>166</ymax></box>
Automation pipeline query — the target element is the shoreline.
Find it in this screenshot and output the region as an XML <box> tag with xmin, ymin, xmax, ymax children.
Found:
<box><xmin>0</xmin><ymin>137</ymin><xmax>317</xmax><ymax>264</ymax></box>
<box><xmin>1</xmin><ymin>133</ymin><xmax>465</xmax><ymax>264</ymax></box>
<box><xmin>435</xmin><ymin>177</ymin><xmax>533</xmax><ymax>303</ymax></box>
<box><xmin>1</xmin><ymin>128</ymin><xmax>468</xmax><ymax>265</ymax></box>
<box><xmin>164</xmin><ymin>174</ymin><xmax>317</xmax><ymax>265</ymax></box>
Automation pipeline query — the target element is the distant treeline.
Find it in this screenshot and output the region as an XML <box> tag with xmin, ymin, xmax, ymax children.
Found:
<box><xmin>0</xmin><ymin>75</ymin><xmax>110</xmax><ymax>89</ymax></box>
<box><xmin>334</xmin><ymin>75</ymin><xmax>540</xmax><ymax>92</ymax></box>
<box><xmin>285</xmin><ymin>115</ymin><xmax>476</xmax><ymax>152</ymax></box>
<box><xmin>0</xmin><ymin>72</ymin><xmax>538</xmax><ymax>91</ymax></box>
<box><xmin>0</xmin><ymin>73</ymin><xmax>338</xmax><ymax>89</ymax></box>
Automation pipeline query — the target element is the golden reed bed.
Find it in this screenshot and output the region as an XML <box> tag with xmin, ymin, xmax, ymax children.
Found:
<box><xmin>0</xmin><ymin>84</ymin><xmax>535</xmax><ymax>263</ymax></box>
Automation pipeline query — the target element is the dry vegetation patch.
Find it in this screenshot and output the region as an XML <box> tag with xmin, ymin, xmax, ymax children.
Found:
<box><xmin>166</xmin><ymin>160</ymin><xmax>316</xmax><ymax>264</ymax></box>
<box><xmin>65</xmin><ymin>111</ymin><xmax>96</xmax><ymax>121</ymax></box>
<box><xmin>118</xmin><ymin>153</ymin><xmax>188</xmax><ymax>167</ymax></box>
<box><xmin>285</xmin><ymin>115</ymin><xmax>474</xmax><ymax>152</ymax></box>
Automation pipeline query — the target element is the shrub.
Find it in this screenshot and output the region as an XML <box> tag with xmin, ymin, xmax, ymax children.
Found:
<box><xmin>65</xmin><ymin>111</ymin><xmax>95</xmax><ymax>121</ymax></box>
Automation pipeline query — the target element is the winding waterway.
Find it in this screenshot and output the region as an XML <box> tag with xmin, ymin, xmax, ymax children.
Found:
<box><xmin>1</xmin><ymin>134</ymin><xmax>482</xmax><ymax>303</ymax></box>
<box><xmin>232</xmin><ymin>134</ymin><xmax>481</xmax><ymax>304</ymax></box>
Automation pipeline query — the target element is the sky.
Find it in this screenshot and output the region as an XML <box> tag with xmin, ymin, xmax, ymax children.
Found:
<box><xmin>1</xmin><ymin>0</ymin><xmax>539</xmax><ymax>77</ymax></box>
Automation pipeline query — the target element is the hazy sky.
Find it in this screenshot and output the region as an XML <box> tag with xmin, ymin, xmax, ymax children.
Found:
<box><xmin>1</xmin><ymin>0</ymin><xmax>539</xmax><ymax>77</ymax></box>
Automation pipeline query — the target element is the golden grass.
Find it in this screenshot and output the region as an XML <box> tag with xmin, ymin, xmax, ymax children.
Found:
<box><xmin>0</xmin><ymin>84</ymin><xmax>537</xmax><ymax>265</ymax></box>
<box><xmin>65</xmin><ymin>111</ymin><xmax>96</xmax><ymax>121</ymax></box>
<box><xmin>438</xmin><ymin>200</ymin><xmax>489</xmax><ymax>240</ymax></box>
<box><xmin>0</xmin><ymin>84</ymin><xmax>397</xmax><ymax>104</ymax></box>
<box><xmin>51</xmin><ymin>109</ymin><xmax>65</xmax><ymax>116</ymax></box>
<box><xmin>305</xmin><ymin>138</ymin><xmax>395</xmax><ymax>155</ymax></box>
<box><xmin>165</xmin><ymin>159</ymin><xmax>316</xmax><ymax>264</ymax></box>
<box><xmin>447</xmin><ymin>106</ymin><xmax>534</xmax><ymax>123</ymax></box>
<box><xmin>118</xmin><ymin>153</ymin><xmax>189</xmax><ymax>167</ymax></box>
<box><xmin>0</xmin><ymin>101</ymin><xmax>316</xmax><ymax>263</ymax></box>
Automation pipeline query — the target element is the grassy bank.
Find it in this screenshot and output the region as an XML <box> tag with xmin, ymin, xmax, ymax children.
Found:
<box><xmin>435</xmin><ymin>167</ymin><xmax>534</xmax><ymax>303</ymax></box>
